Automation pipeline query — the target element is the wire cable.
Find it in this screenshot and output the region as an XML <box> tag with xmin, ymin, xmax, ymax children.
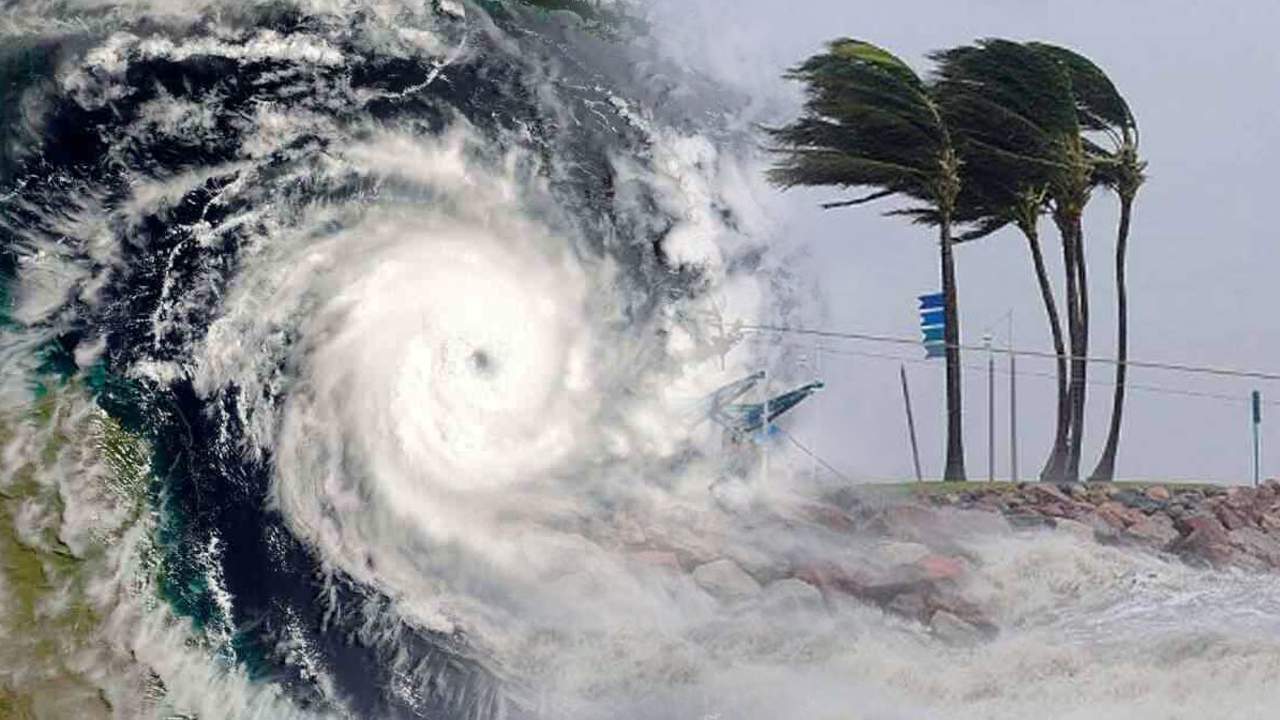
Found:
<box><xmin>740</xmin><ymin>322</ymin><xmax>1280</xmax><ymax>382</ymax></box>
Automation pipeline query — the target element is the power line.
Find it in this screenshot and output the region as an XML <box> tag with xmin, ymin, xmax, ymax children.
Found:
<box><xmin>778</xmin><ymin>428</ymin><xmax>856</xmax><ymax>483</ymax></box>
<box><xmin>741</xmin><ymin>335</ymin><xmax>1280</xmax><ymax>407</ymax></box>
<box><xmin>740</xmin><ymin>323</ymin><xmax>1280</xmax><ymax>382</ymax></box>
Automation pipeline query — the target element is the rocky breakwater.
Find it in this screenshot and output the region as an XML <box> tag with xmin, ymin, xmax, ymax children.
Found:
<box><xmin>920</xmin><ymin>480</ymin><xmax>1280</xmax><ymax>571</ymax></box>
<box><xmin>601</xmin><ymin>481</ymin><xmax>1280</xmax><ymax>648</ymax></box>
<box><xmin>611</xmin><ymin>498</ymin><xmax>1004</xmax><ymax>647</ymax></box>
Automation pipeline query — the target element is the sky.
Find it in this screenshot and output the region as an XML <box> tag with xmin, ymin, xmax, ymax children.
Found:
<box><xmin>650</xmin><ymin>0</ymin><xmax>1280</xmax><ymax>483</ymax></box>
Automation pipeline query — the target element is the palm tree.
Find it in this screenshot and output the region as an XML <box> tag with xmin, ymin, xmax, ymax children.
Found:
<box><xmin>930</xmin><ymin>39</ymin><xmax>1093</xmax><ymax>481</ymax></box>
<box><xmin>1028</xmin><ymin>44</ymin><xmax>1145</xmax><ymax>482</ymax></box>
<box><xmin>766</xmin><ymin>38</ymin><xmax>967</xmax><ymax>481</ymax></box>
<box><xmin>948</xmin><ymin>176</ymin><xmax>1072</xmax><ymax>483</ymax></box>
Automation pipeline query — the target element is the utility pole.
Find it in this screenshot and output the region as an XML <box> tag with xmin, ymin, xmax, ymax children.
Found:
<box><xmin>900</xmin><ymin>364</ymin><xmax>923</xmax><ymax>482</ymax></box>
<box><xmin>985</xmin><ymin>332</ymin><xmax>994</xmax><ymax>482</ymax></box>
<box><xmin>1253</xmin><ymin>390</ymin><xmax>1262</xmax><ymax>487</ymax></box>
<box><xmin>1009</xmin><ymin>315</ymin><xmax>1018</xmax><ymax>483</ymax></box>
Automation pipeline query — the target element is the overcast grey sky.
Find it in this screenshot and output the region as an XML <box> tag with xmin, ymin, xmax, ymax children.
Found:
<box><xmin>653</xmin><ymin>0</ymin><xmax>1280</xmax><ymax>483</ymax></box>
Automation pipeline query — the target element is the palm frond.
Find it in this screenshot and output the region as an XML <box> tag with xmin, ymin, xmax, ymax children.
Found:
<box><xmin>767</xmin><ymin>38</ymin><xmax>952</xmax><ymax>209</ymax></box>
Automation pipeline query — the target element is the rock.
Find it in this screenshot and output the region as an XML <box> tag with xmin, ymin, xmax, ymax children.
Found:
<box><xmin>1026</xmin><ymin>484</ymin><xmax>1073</xmax><ymax>505</ymax></box>
<box><xmin>1124</xmin><ymin>513</ymin><xmax>1180</xmax><ymax>550</ymax></box>
<box><xmin>1175</xmin><ymin>512</ymin><xmax>1227</xmax><ymax>536</ymax></box>
<box><xmin>916</xmin><ymin>554</ymin><xmax>967</xmax><ymax>582</ymax></box>
<box><xmin>1097</xmin><ymin>501</ymin><xmax>1144</xmax><ymax>528</ymax></box>
<box><xmin>761</xmin><ymin>578</ymin><xmax>825</xmax><ymax>615</ymax></box>
<box><xmin>1145</xmin><ymin>485</ymin><xmax>1171</xmax><ymax>502</ymax></box>
<box><xmin>1093</xmin><ymin>505</ymin><xmax>1127</xmax><ymax>531</ymax></box>
<box><xmin>692</xmin><ymin>559</ymin><xmax>762</xmax><ymax>603</ymax></box>
<box><xmin>873</xmin><ymin>505</ymin><xmax>941</xmax><ymax>543</ymax></box>
<box><xmin>1213</xmin><ymin>502</ymin><xmax>1252</xmax><ymax>531</ymax></box>
<box><xmin>1112</xmin><ymin>489</ymin><xmax>1165</xmax><ymax>515</ymax></box>
<box><xmin>930</xmin><ymin>610</ymin><xmax>985</xmax><ymax>647</ymax></box>
<box><xmin>1259</xmin><ymin>509</ymin><xmax>1280</xmax><ymax>533</ymax></box>
<box><xmin>1006</xmin><ymin>513</ymin><xmax>1055</xmax><ymax>530</ymax></box>
<box><xmin>799</xmin><ymin>502</ymin><xmax>857</xmax><ymax>533</ymax></box>
<box><xmin>1228</xmin><ymin>527</ymin><xmax>1280</xmax><ymax>567</ymax></box>
<box><xmin>1171</xmin><ymin>513</ymin><xmax>1234</xmax><ymax>567</ymax></box>
<box><xmin>1055</xmin><ymin>518</ymin><xmax>1097</xmax><ymax>542</ymax></box>
<box><xmin>793</xmin><ymin>561</ymin><xmax>928</xmax><ymax>606</ymax></box>
<box><xmin>875</xmin><ymin>541</ymin><xmax>932</xmax><ymax>566</ymax></box>
<box><xmin>724</xmin><ymin>544</ymin><xmax>789</xmax><ymax>583</ymax></box>
<box><xmin>627</xmin><ymin>551</ymin><xmax>681</xmax><ymax>572</ymax></box>
<box><xmin>1225</xmin><ymin>486</ymin><xmax>1256</xmax><ymax>509</ymax></box>
<box><xmin>886</xmin><ymin>591</ymin><xmax>928</xmax><ymax>622</ymax></box>
<box><xmin>1086</xmin><ymin>513</ymin><xmax>1124</xmax><ymax>544</ymax></box>
<box><xmin>1175</xmin><ymin>490</ymin><xmax>1205</xmax><ymax>504</ymax></box>
<box><xmin>646</xmin><ymin>523</ymin><xmax>722</xmax><ymax>570</ymax></box>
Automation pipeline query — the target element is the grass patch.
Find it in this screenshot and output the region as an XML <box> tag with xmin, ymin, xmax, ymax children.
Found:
<box><xmin>868</xmin><ymin>479</ymin><xmax>1222</xmax><ymax>497</ymax></box>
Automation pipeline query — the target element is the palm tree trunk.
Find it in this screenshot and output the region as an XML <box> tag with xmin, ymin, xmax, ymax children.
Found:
<box><xmin>1089</xmin><ymin>195</ymin><xmax>1134</xmax><ymax>482</ymax></box>
<box><xmin>1056</xmin><ymin>214</ymin><xmax>1083</xmax><ymax>482</ymax></box>
<box><xmin>940</xmin><ymin>219</ymin><xmax>966</xmax><ymax>481</ymax></box>
<box><xmin>1065</xmin><ymin>216</ymin><xmax>1090</xmax><ymax>480</ymax></box>
<box><xmin>1024</xmin><ymin>227</ymin><xmax>1070</xmax><ymax>482</ymax></box>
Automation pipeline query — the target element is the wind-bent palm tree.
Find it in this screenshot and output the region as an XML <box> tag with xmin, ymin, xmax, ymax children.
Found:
<box><xmin>891</xmin><ymin>152</ymin><xmax>1072</xmax><ymax>482</ymax></box>
<box><xmin>766</xmin><ymin>38</ymin><xmax>967</xmax><ymax>481</ymax></box>
<box><xmin>944</xmin><ymin>173</ymin><xmax>1072</xmax><ymax>483</ymax></box>
<box><xmin>1029</xmin><ymin>44</ymin><xmax>1146</xmax><ymax>482</ymax></box>
<box><xmin>931</xmin><ymin>40</ymin><xmax>1093</xmax><ymax>480</ymax></box>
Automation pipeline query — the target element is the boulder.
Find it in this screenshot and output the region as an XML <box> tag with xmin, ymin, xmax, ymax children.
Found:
<box><xmin>1098</xmin><ymin>501</ymin><xmax>1144</xmax><ymax>528</ymax></box>
<box><xmin>1213</xmin><ymin>502</ymin><xmax>1253</xmax><ymax>531</ymax></box>
<box><xmin>1145</xmin><ymin>485</ymin><xmax>1172</xmax><ymax>502</ymax></box>
<box><xmin>930</xmin><ymin>610</ymin><xmax>985</xmax><ymax>647</ymax></box>
<box><xmin>1228</xmin><ymin>527</ymin><xmax>1280</xmax><ymax>567</ymax></box>
<box><xmin>1112</xmin><ymin>489</ymin><xmax>1166</xmax><ymax>515</ymax></box>
<box><xmin>1055</xmin><ymin>517</ymin><xmax>1100</xmax><ymax>543</ymax></box>
<box><xmin>875</xmin><ymin>541</ymin><xmax>932</xmax><ymax>566</ymax></box>
<box><xmin>1171</xmin><ymin>513</ymin><xmax>1234</xmax><ymax>567</ymax></box>
<box><xmin>1225</xmin><ymin>486</ymin><xmax>1256</xmax><ymax>510</ymax></box>
<box><xmin>872</xmin><ymin>505</ymin><xmax>941</xmax><ymax>543</ymax></box>
<box><xmin>724</xmin><ymin>544</ymin><xmax>789</xmax><ymax>583</ymax></box>
<box><xmin>627</xmin><ymin>550</ymin><xmax>681</xmax><ymax>572</ymax></box>
<box><xmin>1124</xmin><ymin>513</ymin><xmax>1180</xmax><ymax>550</ymax></box>
<box><xmin>798</xmin><ymin>502</ymin><xmax>857</xmax><ymax>533</ymax></box>
<box><xmin>692</xmin><ymin>559</ymin><xmax>761</xmax><ymax>603</ymax></box>
<box><xmin>1175</xmin><ymin>512</ymin><xmax>1227</xmax><ymax>536</ymax></box>
<box><xmin>886</xmin><ymin>591</ymin><xmax>928</xmax><ymax>622</ymax></box>
<box><xmin>793</xmin><ymin>561</ymin><xmax>929</xmax><ymax>606</ymax></box>
<box><xmin>761</xmin><ymin>578</ymin><xmax>826</xmax><ymax>615</ymax></box>
<box><xmin>1259</xmin><ymin>509</ymin><xmax>1280</xmax><ymax>533</ymax></box>
<box><xmin>916</xmin><ymin>554</ymin><xmax>968</xmax><ymax>582</ymax></box>
<box><xmin>1025</xmin><ymin>484</ymin><xmax>1073</xmax><ymax>505</ymax></box>
<box><xmin>1007</xmin><ymin>513</ymin><xmax>1056</xmax><ymax>530</ymax></box>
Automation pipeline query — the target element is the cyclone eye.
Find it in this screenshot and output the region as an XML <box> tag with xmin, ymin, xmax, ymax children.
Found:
<box><xmin>470</xmin><ymin>349</ymin><xmax>495</xmax><ymax>376</ymax></box>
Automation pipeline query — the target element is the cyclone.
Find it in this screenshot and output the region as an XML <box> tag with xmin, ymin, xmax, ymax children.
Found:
<box><xmin>0</xmin><ymin>1</ymin><xmax>777</xmax><ymax>716</ymax></box>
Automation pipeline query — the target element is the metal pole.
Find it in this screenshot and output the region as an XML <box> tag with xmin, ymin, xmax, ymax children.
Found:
<box><xmin>985</xmin><ymin>333</ymin><xmax>994</xmax><ymax>482</ymax></box>
<box><xmin>900</xmin><ymin>364</ymin><xmax>923</xmax><ymax>482</ymax></box>
<box><xmin>812</xmin><ymin>342</ymin><xmax>821</xmax><ymax>484</ymax></box>
<box><xmin>1009</xmin><ymin>314</ymin><xmax>1018</xmax><ymax>483</ymax></box>
<box><xmin>761</xmin><ymin>367</ymin><xmax>770</xmax><ymax>484</ymax></box>
<box><xmin>1253</xmin><ymin>390</ymin><xmax>1262</xmax><ymax>487</ymax></box>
